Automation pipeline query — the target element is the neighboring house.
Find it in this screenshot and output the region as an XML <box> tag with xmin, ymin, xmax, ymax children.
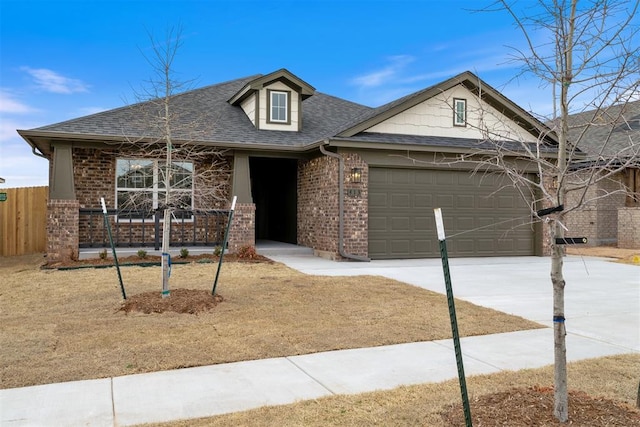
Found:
<box><xmin>565</xmin><ymin>100</ymin><xmax>640</xmax><ymax>248</ymax></box>
<box><xmin>19</xmin><ymin>69</ymin><xmax>557</xmax><ymax>262</ymax></box>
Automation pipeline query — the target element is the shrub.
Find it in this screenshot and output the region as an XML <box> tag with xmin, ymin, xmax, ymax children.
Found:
<box><xmin>99</xmin><ymin>249</ymin><xmax>108</xmax><ymax>260</ymax></box>
<box><xmin>137</xmin><ymin>249</ymin><xmax>147</xmax><ymax>259</ymax></box>
<box><xmin>213</xmin><ymin>246</ymin><xmax>222</xmax><ymax>257</ymax></box>
<box><xmin>179</xmin><ymin>248</ymin><xmax>189</xmax><ymax>258</ymax></box>
<box><xmin>237</xmin><ymin>244</ymin><xmax>258</xmax><ymax>260</ymax></box>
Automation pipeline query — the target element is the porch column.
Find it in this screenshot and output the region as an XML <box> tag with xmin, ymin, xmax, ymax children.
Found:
<box><xmin>228</xmin><ymin>152</ymin><xmax>255</xmax><ymax>252</ymax></box>
<box><xmin>47</xmin><ymin>142</ymin><xmax>79</xmax><ymax>263</ymax></box>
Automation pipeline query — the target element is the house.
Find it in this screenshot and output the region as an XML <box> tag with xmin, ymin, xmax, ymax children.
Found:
<box><xmin>565</xmin><ymin>100</ymin><xmax>640</xmax><ymax>248</ymax></box>
<box><xmin>19</xmin><ymin>69</ymin><xmax>557</xmax><ymax>262</ymax></box>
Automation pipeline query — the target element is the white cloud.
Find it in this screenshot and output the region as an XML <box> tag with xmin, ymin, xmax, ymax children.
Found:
<box><xmin>0</xmin><ymin>119</ymin><xmax>27</xmax><ymax>142</ymax></box>
<box><xmin>21</xmin><ymin>67</ymin><xmax>89</xmax><ymax>94</ymax></box>
<box><xmin>0</xmin><ymin>90</ymin><xmax>37</xmax><ymax>114</ymax></box>
<box><xmin>351</xmin><ymin>55</ymin><xmax>415</xmax><ymax>88</ymax></box>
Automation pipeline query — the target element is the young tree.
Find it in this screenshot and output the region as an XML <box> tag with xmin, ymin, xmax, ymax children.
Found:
<box><xmin>116</xmin><ymin>27</ymin><xmax>230</xmax><ymax>297</ymax></box>
<box><xmin>470</xmin><ymin>0</ymin><xmax>639</xmax><ymax>422</ymax></box>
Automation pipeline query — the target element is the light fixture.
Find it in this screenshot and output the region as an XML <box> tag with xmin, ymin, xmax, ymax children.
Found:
<box><xmin>350</xmin><ymin>167</ymin><xmax>362</xmax><ymax>184</ymax></box>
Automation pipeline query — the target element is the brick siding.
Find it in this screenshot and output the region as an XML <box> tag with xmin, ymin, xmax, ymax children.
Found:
<box><xmin>297</xmin><ymin>156</ymin><xmax>340</xmax><ymax>255</ymax></box>
<box><xmin>228</xmin><ymin>203</ymin><xmax>255</xmax><ymax>253</ymax></box>
<box><xmin>47</xmin><ymin>146</ymin><xmax>233</xmax><ymax>259</ymax></box>
<box><xmin>342</xmin><ymin>153</ymin><xmax>368</xmax><ymax>257</ymax></box>
<box><xmin>47</xmin><ymin>199</ymin><xmax>79</xmax><ymax>262</ymax></box>
<box><xmin>565</xmin><ymin>172</ymin><xmax>627</xmax><ymax>246</ymax></box>
<box><xmin>618</xmin><ymin>207</ymin><xmax>640</xmax><ymax>248</ymax></box>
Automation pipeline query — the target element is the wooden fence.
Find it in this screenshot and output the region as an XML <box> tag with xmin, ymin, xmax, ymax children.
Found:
<box><xmin>0</xmin><ymin>187</ymin><xmax>48</xmax><ymax>256</ymax></box>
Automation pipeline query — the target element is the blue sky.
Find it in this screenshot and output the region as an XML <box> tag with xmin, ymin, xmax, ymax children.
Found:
<box><xmin>0</xmin><ymin>0</ymin><xmax>632</xmax><ymax>188</ymax></box>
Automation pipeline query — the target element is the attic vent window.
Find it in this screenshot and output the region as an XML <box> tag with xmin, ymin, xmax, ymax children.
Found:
<box><xmin>453</xmin><ymin>98</ymin><xmax>466</xmax><ymax>127</ymax></box>
<box><xmin>268</xmin><ymin>89</ymin><xmax>290</xmax><ymax>124</ymax></box>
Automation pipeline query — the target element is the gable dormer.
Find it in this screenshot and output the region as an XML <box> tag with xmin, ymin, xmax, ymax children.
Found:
<box><xmin>228</xmin><ymin>69</ymin><xmax>315</xmax><ymax>132</ymax></box>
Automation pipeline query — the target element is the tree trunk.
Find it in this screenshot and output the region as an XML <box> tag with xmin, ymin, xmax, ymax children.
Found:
<box><xmin>161</xmin><ymin>208</ymin><xmax>171</xmax><ymax>298</ymax></box>
<box><xmin>551</xmin><ymin>221</ymin><xmax>568</xmax><ymax>422</ymax></box>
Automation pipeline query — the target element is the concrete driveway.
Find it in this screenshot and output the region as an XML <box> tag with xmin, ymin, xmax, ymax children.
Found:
<box><xmin>267</xmin><ymin>253</ymin><xmax>640</xmax><ymax>352</ymax></box>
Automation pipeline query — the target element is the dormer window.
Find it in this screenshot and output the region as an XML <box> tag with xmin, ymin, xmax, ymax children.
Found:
<box><xmin>268</xmin><ymin>89</ymin><xmax>290</xmax><ymax>124</ymax></box>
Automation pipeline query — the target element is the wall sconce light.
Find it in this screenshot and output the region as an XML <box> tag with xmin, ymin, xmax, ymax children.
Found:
<box><xmin>350</xmin><ymin>167</ymin><xmax>362</xmax><ymax>184</ymax></box>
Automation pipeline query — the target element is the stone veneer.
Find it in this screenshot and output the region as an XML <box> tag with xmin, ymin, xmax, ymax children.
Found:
<box><xmin>47</xmin><ymin>199</ymin><xmax>79</xmax><ymax>262</ymax></box>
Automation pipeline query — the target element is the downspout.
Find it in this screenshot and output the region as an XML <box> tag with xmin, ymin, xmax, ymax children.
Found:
<box><xmin>320</xmin><ymin>141</ymin><xmax>370</xmax><ymax>262</ymax></box>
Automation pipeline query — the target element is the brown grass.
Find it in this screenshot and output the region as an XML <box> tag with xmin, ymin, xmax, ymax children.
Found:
<box><xmin>0</xmin><ymin>254</ymin><xmax>542</xmax><ymax>389</ymax></box>
<box><xmin>144</xmin><ymin>354</ymin><xmax>640</xmax><ymax>426</ymax></box>
<box><xmin>567</xmin><ymin>246</ymin><xmax>640</xmax><ymax>265</ymax></box>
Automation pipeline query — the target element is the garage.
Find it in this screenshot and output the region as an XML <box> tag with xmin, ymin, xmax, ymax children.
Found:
<box><xmin>368</xmin><ymin>167</ymin><xmax>536</xmax><ymax>259</ymax></box>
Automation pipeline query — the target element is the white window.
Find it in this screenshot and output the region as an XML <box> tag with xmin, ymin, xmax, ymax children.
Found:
<box><xmin>269</xmin><ymin>90</ymin><xmax>288</xmax><ymax>123</ymax></box>
<box><xmin>115</xmin><ymin>159</ymin><xmax>193</xmax><ymax>220</ymax></box>
<box><xmin>453</xmin><ymin>98</ymin><xmax>466</xmax><ymax>127</ymax></box>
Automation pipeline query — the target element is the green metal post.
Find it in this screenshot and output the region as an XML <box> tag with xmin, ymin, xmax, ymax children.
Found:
<box><xmin>434</xmin><ymin>208</ymin><xmax>472</xmax><ymax>427</ymax></box>
<box><xmin>212</xmin><ymin>196</ymin><xmax>237</xmax><ymax>296</ymax></box>
<box><xmin>101</xmin><ymin>198</ymin><xmax>126</xmax><ymax>300</ymax></box>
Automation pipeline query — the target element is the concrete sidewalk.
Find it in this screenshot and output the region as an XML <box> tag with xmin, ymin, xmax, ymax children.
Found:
<box><xmin>2</xmin><ymin>254</ymin><xmax>638</xmax><ymax>426</ymax></box>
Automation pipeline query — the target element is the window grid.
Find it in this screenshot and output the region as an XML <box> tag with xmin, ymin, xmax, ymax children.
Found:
<box><xmin>453</xmin><ymin>98</ymin><xmax>466</xmax><ymax>127</ymax></box>
<box><xmin>115</xmin><ymin>159</ymin><xmax>194</xmax><ymax>221</ymax></box>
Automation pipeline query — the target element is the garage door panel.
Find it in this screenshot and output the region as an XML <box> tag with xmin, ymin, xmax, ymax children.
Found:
<box><xmin>391</xmin><ymin>217</ymin><xmax>410</xmax><ymax>231</ymax></box>
<box><xmin>391</xmin><ymin>194</ymin><xmax>410</xmax><ymax>208</ymax></box>
<box><xmin>369</xmin><ymin>168</ymin><xmax>534</xmax><ymax>259</ymax></box>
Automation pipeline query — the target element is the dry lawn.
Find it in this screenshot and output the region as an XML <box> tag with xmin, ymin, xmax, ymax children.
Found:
<box><xmin>145</xmin><ymin>354</ymin><xmax>640</xmax><ymax>427</ymax></box>
<box><xmin>567</xmin><ymin>245</ymin><xmax>640</xmax><ymax>265</ymax></box>
<box><xmin>0</xmin><ymin>253</ymin><xmax>542</xmax><ymax>389</ymax></box>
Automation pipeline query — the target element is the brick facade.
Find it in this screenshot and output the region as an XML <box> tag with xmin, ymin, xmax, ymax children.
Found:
<box><xmin>47</xmin><ymin>199</ymin><xmax>79</xmax><ymax>262</ymax></box>
<box><xmin>297</xmin><ymin>152</ymin><xmax>369</xmax><ymax>259</ymax></box>
<box><xmin>297</xmin><ymin>156</ymin><xmax>340</xmax><ymax>255</ymax></box>
<box><xmin>565</xmin><ymin>172</ymin><xmax>627</xmax><ymax>246</ymax></box>
<box><xmin>228</xmin><ymin>203</ymin><xmax>255</xmax><ymax>253</ymax></box>
<box><xmin>46</xmin><ymin>146</ymin><xmax>234</xmax><ymax>259</ymax></box>
<box><xmin>342</xmin><ymin>153</ymin><xmax>368</xmax><ymax>257</ymax></box>
<box><xmin>618</xmin><ymin>207</ymin><xmax>640</xmax><ymax>248</ymax></box>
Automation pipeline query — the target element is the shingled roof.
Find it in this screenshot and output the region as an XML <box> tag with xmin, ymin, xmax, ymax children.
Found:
<box><xmin>567</xmin><ymin>99</ymin><xmax>640</xmax><ymax>159</ymax></box>
<box><xmin>19</xmin><ymin>69</ymin><xmax>557</xmax><ymax>156</ymax></box>
<box><xmin>23</xmin><ymin>74</ymin><xmax>372</xmax><ymax>151</ymax></box>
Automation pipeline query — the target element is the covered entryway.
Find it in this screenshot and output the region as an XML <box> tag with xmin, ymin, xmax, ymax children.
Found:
<box><xmin>368</xmin><ymin>167</ymin><xmax>535</xmax><ymax>259</ymax></box>
<box><xmin>250</xmin><ymin>157</ymin><xmax>297</xmax><ymax>244</ymax></box>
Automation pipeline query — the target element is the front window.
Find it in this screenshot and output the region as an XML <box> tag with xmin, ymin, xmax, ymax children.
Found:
<box><xmin>453</xmin><ymin>98</ymin><xmax>466</xmax><ymax>127</ymax></box>
<box><xmin>116</xmin><ymin>159</ymin><xmax>193</xmax><ymax>220</ymax></box>
<box><xmin>268</xmin><ymin>90</ymin><xmax>289</xmax><ymax>123</ymax></box>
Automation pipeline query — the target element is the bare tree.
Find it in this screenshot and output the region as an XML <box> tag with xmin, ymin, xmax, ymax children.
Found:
<box><xmin>456</xmin><ymin>0</ymin><xmax>639</xmax><ymax>422</ymax></box>
<box><xmin>115</xmin><ymin>27</ymin><xmax>230</xmax><ymax>297</ymax></box>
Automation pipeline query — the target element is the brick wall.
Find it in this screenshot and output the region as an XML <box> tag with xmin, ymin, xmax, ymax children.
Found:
<box><xmin>342</xmin><ymin>153</ymin><xmax>368</xmax><ymax>257</ymax></box>
<box><xmin>565</xmin><ymin>172</ymin><xmax>627</xmax><ymax>246</ymax></box>
<box><xmin>618</xmin><ymin>207</ymin><xmax>640</xmax><ymax>248</ymax></box>
<box><xmin>47</xmin><ymin>199</ymin><xmax>79</xmax><ymax>262</ymax></box>
<box><xmin>72</xmin><ymin>147</ymin><xmax>232</xmax><ymax>248</ymax></box>
<box><xmin>228</xmin><ymin>203</ymin><xmax>255</xmax><ymax>253</ymax></box>
<box><xmin>297</xmin><ymin>156</ymin><xmax>339</xmax><ymax>255</ymax></box>
<box><xmin>297</xmin><ymin>152</ymin><xmax>369</xmax><ymax>259</ymax></box>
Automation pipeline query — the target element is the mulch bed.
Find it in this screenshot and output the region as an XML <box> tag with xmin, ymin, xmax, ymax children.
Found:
<box><xmin>45</xmin><ymin>253</ymin><xmax>272</xmax><ymax>270</ymax></box>
<box><xmin>440</xmin><ymin>385</ymin><xmax>640</xmax><ymax>426</ymax></box>
<box><xmin>119</xmin><ymin>289</ymin><xmax>224</xmax><ymax>314</ymax></box>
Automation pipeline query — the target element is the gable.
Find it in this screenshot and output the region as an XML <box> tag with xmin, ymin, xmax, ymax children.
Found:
<box><xmin>228</xmin><ymin>68</ymin><xmax>314</xmax><ymax>132</ymax></box>
<box><xmin>365</xmin><ymin>85</ymin><xmax>539</xmax><ymax>143</ymax></box>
